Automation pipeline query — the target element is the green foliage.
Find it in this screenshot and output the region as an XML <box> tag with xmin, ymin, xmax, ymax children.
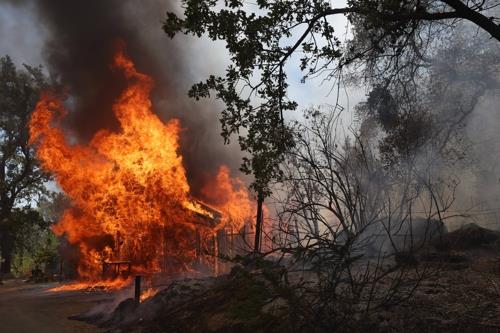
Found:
<box><xmin>0</xmin><ymin>56</ymin><xmax>50</xmax><ymax>212</ymax></box>
<box><xmin>164</xmin><ymin>0</ymin><xmax>499</xmax><ymax>195</ymax></box>
<box><xmin>0</xmin><ymin>55</ymin><xmax>52</xmax><ymax>273</ymax></box>
<box><xmin>9</xmin><ymin>207</ymin><xmax>58</xmax><ymax>276</ymax></box>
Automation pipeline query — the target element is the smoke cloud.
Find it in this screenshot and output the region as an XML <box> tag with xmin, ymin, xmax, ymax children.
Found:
<box><xmin>2</xmin><ymin>0</ymin><xmax>242</xmax><ymax>195</ymax></box>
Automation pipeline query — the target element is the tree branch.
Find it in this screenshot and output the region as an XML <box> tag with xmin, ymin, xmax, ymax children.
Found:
<box><xmin>441</xmin><ymin>0</ymin><xmax>500</xmax><ymax>40</ymax></box>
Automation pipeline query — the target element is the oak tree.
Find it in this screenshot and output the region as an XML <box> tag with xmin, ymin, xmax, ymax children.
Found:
<box><xmin>0</xmin><ymin>56</ymin><xmax>50</xmax><ymax>275</ymax></box>
<box><xmin>164</xmin><ymin>0</ymin><xmax>500</xmax><ymax>251</ymax></box>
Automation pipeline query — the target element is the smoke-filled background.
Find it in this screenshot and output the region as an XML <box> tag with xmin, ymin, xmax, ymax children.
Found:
<box><xmin>0</xmin><ymin>0</ymin><xmax>241</xmax><ymax>197</ymax></box>
<box><xmin>0</xmin><ymin>0</ymin><xmax>499</xmax><ymax>228</ymax></box>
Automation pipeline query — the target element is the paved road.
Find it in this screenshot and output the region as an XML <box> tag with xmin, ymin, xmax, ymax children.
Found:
<box><xmin>0</xmin><ymin>280</ymin><xmax>111</xmax><ymax>333</ymax></box>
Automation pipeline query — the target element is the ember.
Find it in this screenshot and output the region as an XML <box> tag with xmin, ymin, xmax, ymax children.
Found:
<box><xmin>29</xmin><ymin>44</ymin><xmax>255</xmax><ymax>282</ymax></box>
<box><xmin>140</xmin><ymin>287</ymin><xmax>160</xmax><ymax>302</ymax></box>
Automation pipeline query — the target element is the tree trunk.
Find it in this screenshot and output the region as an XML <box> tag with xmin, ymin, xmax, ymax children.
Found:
<box><xmin>1</xmin><ymin>251</ymin><xmax>12</xmax><ymax>275</ymax></box>
<box><xmin>0</xmin><ymin>230</ymin><xmax>13</xmax><ymax>275</ymax></box>
<box><xmin>254</xmin><ymin>192</ymin><xmax>264</xmax><ymax>254</ymax></box>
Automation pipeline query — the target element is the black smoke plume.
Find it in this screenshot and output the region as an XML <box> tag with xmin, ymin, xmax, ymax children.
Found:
<box><xmin>5</xmin><ymin>0</ymin><xmax>241</xmax><ymax>195</ymax></box>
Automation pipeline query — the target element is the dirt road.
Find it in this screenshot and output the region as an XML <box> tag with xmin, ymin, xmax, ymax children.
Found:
<box><xmin>0</xmin><ymin>280</ymin><xmax>112</xmax><ymax>333</ymax></box>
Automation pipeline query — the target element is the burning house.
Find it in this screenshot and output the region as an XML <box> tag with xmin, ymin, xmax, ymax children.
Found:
<box><xmin>29</xmin><ymin>45</ymin><xmax>255</xmax><ymax>283</ymax></box>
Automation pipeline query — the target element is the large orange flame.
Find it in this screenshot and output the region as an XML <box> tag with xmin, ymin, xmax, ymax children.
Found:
<box><xmin>201</xmin><ymin>165</ymin><xmax>254</xmax><ymax>232</ymax></box>
<box><xmin>29</xmin><ymin>46</ymin><xmax>254</xmax><ymax>280</ymax></box>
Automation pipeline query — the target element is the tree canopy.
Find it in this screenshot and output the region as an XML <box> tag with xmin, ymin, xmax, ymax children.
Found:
<box><xmin>164</xmin><ymin>0</ymin><xmax>500</xmax><ymax>196</ymax></box>
<box><xmin>0</xmin><ymin>55</ymin><xmax>51</xmax><ymax>274</ymax></box>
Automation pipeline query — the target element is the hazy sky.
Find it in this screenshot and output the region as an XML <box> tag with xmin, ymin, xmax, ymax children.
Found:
<box><xmin>0</xmin><ymin>1</ymin><xmax>365</xmax><ymax>120</ymax></box>
<box><xmin>0</xmin><ymin>2</ymin><xmax>47</xmax><ymax>68</ymax></box>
